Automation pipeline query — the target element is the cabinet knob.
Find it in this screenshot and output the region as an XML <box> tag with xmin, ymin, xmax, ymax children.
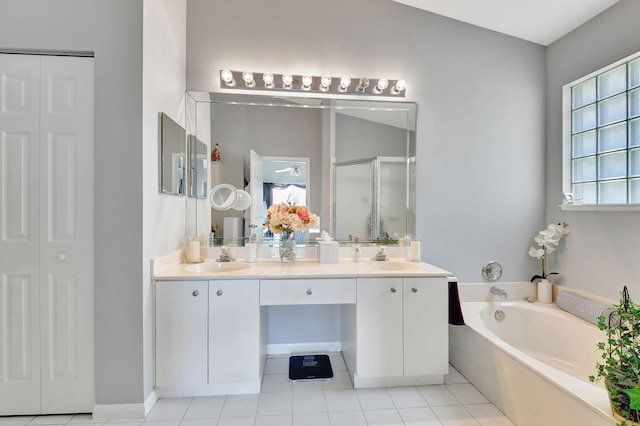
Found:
<box><xmin>412</xmin><ymin>288</ymin><xmax>418</xmax><ymax>293</ymax></box>
<box><xmin>217</xmin><ymin>289</ymin><xmax>223</xmax><ymax>296</ymax></box>
<box><xmin>192</xmin><ymin>290</ymin><xmax>199</xmax><ymax>297</ymax></box>
<box><xmin>306</xmin><ymin>289</ymin><xmax>312</xmax><ymax>295</ymax></box>
<box><xmin>58</xmin><ymin>252</ymin><xmax>66</xmax><ymax>262</ymax></box>
<box><xmin>390</xmin><ymin>287</ymin><xmax>397</xmax><ymax>293</ymax></box>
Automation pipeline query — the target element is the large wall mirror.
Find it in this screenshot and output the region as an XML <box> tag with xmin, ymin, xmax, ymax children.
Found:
<box><xmin>185</xmin><ymin>91</ymin><xmax>416</xmax><ymax>245</ymax></box>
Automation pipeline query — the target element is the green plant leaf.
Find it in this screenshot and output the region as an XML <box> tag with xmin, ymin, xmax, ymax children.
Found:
<box><xmin>624</xmin><ymin>388</ymin><xmax>640</xmax><ymax>410</ymax></box>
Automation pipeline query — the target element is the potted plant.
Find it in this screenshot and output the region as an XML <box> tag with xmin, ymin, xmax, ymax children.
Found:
<box><xmin>528</xmin><ymin>222</ymin><xmax>570</xmax><ymax>282</ymax></box>
<box><xmin>590</xmin><ymin>286</ymin><xmax>640</xmax><ymax>426</ymax></box>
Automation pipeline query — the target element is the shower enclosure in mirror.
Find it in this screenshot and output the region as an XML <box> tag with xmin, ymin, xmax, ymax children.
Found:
<box><xmin>185</xmin><ymin>91</ymin><xmax>416</xmax><ymax>245</ymax></box>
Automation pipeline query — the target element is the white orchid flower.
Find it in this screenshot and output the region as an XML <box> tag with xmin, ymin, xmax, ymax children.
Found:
<box><xmin>528</xmin><ymin>247</ymin><xmax>545</xmax><ymax>259</ymax></box>
<box><xmin>529</xmin><ymin>223</ymin><xmax>570</xmax><ymax>281</ymax></box>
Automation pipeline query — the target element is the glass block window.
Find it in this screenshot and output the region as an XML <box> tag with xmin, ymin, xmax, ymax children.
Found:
<box><xmin>569</xmin><ymin>56</ymin><xmax>640</xmax><ymax>204</ymax></box>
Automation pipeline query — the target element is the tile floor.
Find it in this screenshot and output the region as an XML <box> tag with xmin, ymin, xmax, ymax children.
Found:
<box><xmin>0</xmin><ymin>354</ymin><xmax>514</xmax><ymax>426</ymax></box>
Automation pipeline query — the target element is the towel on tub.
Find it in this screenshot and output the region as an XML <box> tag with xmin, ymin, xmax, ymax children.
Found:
<box><xmin>448</xmin><ymin>277</ymin><xmax>465</xmax><ymax>325</ymax></box>
<box><xmin>555</xmin><ymin>291</ymin><xmax>615</xmax><ymax>326</ymax></box>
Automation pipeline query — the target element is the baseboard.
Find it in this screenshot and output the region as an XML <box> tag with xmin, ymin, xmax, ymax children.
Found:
<box><xmin>353</xmin><ymin>373</ymin><xmax>444</xmax><ymax>388</ymax></box>
<box><xmin>93</xmin><ymin>402</ymin><xmax>145</xmax><ymax>420</ymax></box>
<box><xmin>144</xmin><ymin>389</ymin><xmax>159</xmax><ymax>417</ymax></box>
<box><xmin>156</xmin><ymin>382</ymin><xmax>261</xmax><ymax>398</ymax></box>
<box><xmin>267</xmin><ymin>341</ymin><xmax>342</xmax><ymax>355</ymax></box>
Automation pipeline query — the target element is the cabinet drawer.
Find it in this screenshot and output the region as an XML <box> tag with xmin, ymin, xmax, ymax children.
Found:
<box><xmin>260</xmin><ymin>279</ymin><xmax>356</xmax><ymax>305</ymax></box>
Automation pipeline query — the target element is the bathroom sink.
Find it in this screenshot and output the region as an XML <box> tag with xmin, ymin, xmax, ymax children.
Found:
<box><xmin>184</xmin><ymin>262</ymin><xmax>251</xmax><ymax>273</ymax></box>
<box><xmin>363</xmin><ymin>261</ymin><xmax>420</xmax><ymax>271</ymax></box>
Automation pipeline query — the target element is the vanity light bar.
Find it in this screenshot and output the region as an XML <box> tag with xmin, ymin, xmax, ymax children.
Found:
<box><xmin>219</xmin><ymin>70</ymin><xmax>407</xmax><ymax>97</ymax></box>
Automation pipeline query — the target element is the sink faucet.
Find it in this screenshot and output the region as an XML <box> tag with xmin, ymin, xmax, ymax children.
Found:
<box><xmin>490</xmin><ymin>286</ymin><xmax>507</xmax><ymax>299</ymax></box>
<box><xmin>372</xmin><ymin>247</ymin><xmax>388</xmax><ymax>261</ymax></box>
<box><xmin>218</xmin><ymin>246</ymin><xmax>234</xmax><ymax>262</ymax></box>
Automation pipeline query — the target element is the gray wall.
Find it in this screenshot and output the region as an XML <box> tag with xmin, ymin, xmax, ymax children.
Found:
<box><xmin>142</xmin><ymin>0</ymin><xmax>187</xmax><ymax>401</ymax></box>
<box><xmin>546</xmin><ymin>0</ymin><xmax>640</xmax><ymax>300</ymax></box>
<box><xmin>335</xmin><ymin>114</ymin><xmax>408</xmax><ymax>162</ymax></box>
<box><xmin>187</xmin><ymin>0</ymin><xmax>547</xmax><ymax>282</ymax></box>
<box><xmin>0</xmin><ymin>0</ymin><xmax>145</xmax><ymax>405</ymax></box>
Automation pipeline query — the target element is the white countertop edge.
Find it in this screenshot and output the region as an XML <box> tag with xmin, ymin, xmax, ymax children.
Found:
<box><xmin>153</xmin><ymin>258</ymin><xmax>452</xmax><ymax>281</ymax></box>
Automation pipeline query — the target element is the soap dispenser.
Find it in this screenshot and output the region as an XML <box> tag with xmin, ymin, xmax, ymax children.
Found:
<box><xmin>353</xmin><ymin>244</ymin><xmax>362</xmax><ymax>262</ymax></box>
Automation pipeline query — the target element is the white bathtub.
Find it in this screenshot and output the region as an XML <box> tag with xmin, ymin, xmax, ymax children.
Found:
<box><xmin>450</xmin><ymin>300</ymin><xmax>615</xmax><ymax>426</ymax></box>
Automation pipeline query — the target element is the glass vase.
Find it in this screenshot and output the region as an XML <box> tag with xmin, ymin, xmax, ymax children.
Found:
<box><xmin>279</xmin><ymin>230</ymin><xmax>297</xmax><ymax>263</ymax></box>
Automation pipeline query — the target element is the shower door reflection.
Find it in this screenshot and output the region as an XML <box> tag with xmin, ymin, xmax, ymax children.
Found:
<box><xmin>334</xmin><ymin>157</ymin><xmax>407</xmax><ymax>241</ymax></box>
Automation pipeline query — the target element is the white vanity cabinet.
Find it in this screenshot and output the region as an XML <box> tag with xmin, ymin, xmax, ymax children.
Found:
<box><xmin>209</xmin><ymin>280</ymin><xmax>262</xmax><ymax>389</ymax></box>
<box><xmin>155</xmin><ymin>280</ymin><xmax>208</xmax><ymax>388</ymax></box>
<box><xmin>154</xmin><ymin>279</ymin><xmax>263</xmax><ymax>397</ymax></box>
<box><xmin>153</xmin><ymin>259</ymin><xmax>451</xmax><ymax>395</ymax></box>
<box><xmin>352</xmin><ymin>276</ymin><xmax>448</xmax><ymax>387</ymax></box>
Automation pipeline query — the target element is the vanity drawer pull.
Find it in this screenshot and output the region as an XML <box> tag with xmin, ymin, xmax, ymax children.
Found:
<box><xmin>390</xmin><ymin>287</ymin><xmax>397</xmax><ymax>293</ymax></box>
<box><xmin>412</xmin><ymin>288</ymin><xmax>418</xmax><ymax>293</ymax></box>
<box><xmin>217</xmin><ymin>290</ymin><xmax>223</xmax><ymax>296</ymax></box>
<box><xmin>306</xmin><ymin>289</ymin><xmax>312</xmax><ymax>295</ymax></box>
<box><xmin>192</xmin><ymin>290</ymin><xmax>199</xmax><ymax>297</ymax></box>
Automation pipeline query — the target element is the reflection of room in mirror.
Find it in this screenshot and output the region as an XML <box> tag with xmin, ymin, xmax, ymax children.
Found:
<box><xmin>159</xmin><ymin>112</ymin><xmax>186</xmax><ymax>196</ymax></box>
<box><xmin>188</xmin><ymin>92</ymin><xmax>417</xmax><ymax>242</ymax></box>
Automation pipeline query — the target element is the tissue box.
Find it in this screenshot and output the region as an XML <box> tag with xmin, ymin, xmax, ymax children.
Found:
<box><xmin>319</xmin><ymin>241</ymin><xmax>339</xmax><ymax>264</ymax></box>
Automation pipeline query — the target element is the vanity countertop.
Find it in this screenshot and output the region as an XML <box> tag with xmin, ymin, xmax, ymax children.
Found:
<box><xmin>154</xmin><ymin>258</ymin><xmax>451</xmax><ymax>281</ymax></box>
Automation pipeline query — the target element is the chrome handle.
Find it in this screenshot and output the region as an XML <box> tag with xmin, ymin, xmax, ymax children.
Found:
<box><xmin>390</xmin><ymin>288</ymin><xmax>396</xmax><ymax>293</ymax></box>
<box><xmin>307</xmin><ymin>289</ymin><xmax>312</xmax><ymax>295</ymax></box>
<box><xmin>217</xmin><ymin>290</ymin><xmax>223</xmax><ymax>296</ymax></box>
<box><xmin>58</xmin><ymin>253</ymin><xmax>66</xmax><ymax>262</ymax></box>
<box><xmin>412</xmin><ymin>288</ymin><xmax>418</xmax><ymax>293</ymax></box>
<box><xmin>192</xmin><ymin>290</ymin><xmax>199</xmax><ymax>297</ymax></box>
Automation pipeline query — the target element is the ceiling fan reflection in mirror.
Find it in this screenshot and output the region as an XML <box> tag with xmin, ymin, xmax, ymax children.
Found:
<box><xmin>275</xmin><ymin>165</ymin><xmax>302</xmax><ymax>177</ymax></box>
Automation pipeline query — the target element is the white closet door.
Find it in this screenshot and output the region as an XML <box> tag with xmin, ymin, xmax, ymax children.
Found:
<box><xmin>0</xmin><ymin>53</ymin><xmax>43</xmax><ymax>415</ymax></box>
<box><xmin>39</xmin><ymin>55</ymin><xmax>94</xmax><ymax>414</ymax></box>
<box><xmin>0</xmin><ymin>53</ymin><xmax>94</xmax><ymax>415</ymax></box>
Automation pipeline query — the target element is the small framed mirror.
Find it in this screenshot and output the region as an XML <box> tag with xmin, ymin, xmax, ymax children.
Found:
<box><xmin>158</xmin><ymin>112</ymin><xmax>186</xmax><ymax>196</ymax></box>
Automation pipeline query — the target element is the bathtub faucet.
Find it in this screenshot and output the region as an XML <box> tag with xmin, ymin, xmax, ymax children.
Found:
<box><xmin>490</xmin><ymin>286</ymin><xmax>507</xmax><ymax>299</ymax></box>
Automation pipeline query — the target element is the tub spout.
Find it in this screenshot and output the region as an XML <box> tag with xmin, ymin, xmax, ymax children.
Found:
<box><xmin>490</xmin><ymin>286</ymin><xmax>507</xmax><ymax>299</ymax></box>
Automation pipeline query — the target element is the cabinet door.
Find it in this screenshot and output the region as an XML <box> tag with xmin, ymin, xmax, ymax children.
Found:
<box><xmin>155</xmin><ymin>281</ymin><xmax>208</xmax><ymax>387</ymax></box>
<box><xmin>209</xmin><ymin>280</ymin><xmax>260</xmax><ymax>384</ymax></box>
<box><xmin>403</xmin><ymin>277</ymin><xmax>448</xmax><ymax>376</ymax></box>
<box><xmin>356</xmin><ymin>278</ymin><xmax>403</xmax><ymax>378</ymax></box>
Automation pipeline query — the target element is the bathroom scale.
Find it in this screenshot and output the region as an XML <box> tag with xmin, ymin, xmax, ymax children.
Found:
<box><xmin>288</xmin><ymin>354</ymin><xmax>333</xmax><ymax>381</ymax></box>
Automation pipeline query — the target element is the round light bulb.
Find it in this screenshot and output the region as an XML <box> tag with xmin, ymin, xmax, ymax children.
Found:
<box><xmin>220</xmin><ymin>69</ymin><xmax>235</xmax><ymax>86</ymax></box>
<box><xmin>301</xmin><ymin>75</ymin><xmax>313</xmax><ymax>90</ymax></box>
<box><xmin>339</xmin><ymin>76</ymin><xmax>351</xmax><ymax>90</ymax></box>
<box><xmin>357</xmin><ymin>77</ymin><xmax>369</xmax><ymax>92</ymax></box>
<box><xmin>376</xmin><ymin>78</ymin><xmax>388</xmax><ymax>91</ymax></box>
<box><xmin>263</xmin><ymin>72</ymin><xmax>274</xmax><ymax>87</ymax></box>
<box><xmin>392</xmin><ymin>79</ymin><xmax>407</xmax><ymax>95</ymax></box>
<box><xmin>242</xmin><ymin>71</ymin><xmax>254</xmax><ymax>85</ymax></box>
<box><xmin>320</xmin><ymin>76</ymin><xmax>332</xmax><ymax>90</ymax></box>
<box><xmin>282</xmin><ymin>74</ymin><xmax>293</xmax><ymax>88</ymax></box>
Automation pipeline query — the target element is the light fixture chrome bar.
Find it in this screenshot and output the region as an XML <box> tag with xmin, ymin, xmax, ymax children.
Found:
<box><xmin>218</xmin><ymin>70</ymin><xmax>407</xmax><ymax>97</ymax></box>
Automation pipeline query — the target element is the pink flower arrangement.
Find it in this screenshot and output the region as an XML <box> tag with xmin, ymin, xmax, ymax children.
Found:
<box><xmin>265</xmin><ymin>203</ymin><xmax>319</xmax><ymax>233</ymax></box>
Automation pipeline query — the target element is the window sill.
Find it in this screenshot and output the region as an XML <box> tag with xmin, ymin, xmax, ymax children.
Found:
<box><xmin>560</xmin><ymin>204</ymin><xmax>640</xmax><ymax>212</ymax></box>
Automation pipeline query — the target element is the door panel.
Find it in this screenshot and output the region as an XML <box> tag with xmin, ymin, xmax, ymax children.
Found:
<box><xmin>356</xmin><ymin>278</ymin><xmax>403</xmax><ymax>378</ymax></box>
<box><xmin>0</xmin><ymin>53</ymin><xmax>42</xmax><ymax>416</ymax></box>
<box><xmin>403</xmin><ymin>278</ymin><xmax>448</xmax><ymax>376</ymax></box>
<box><xmin>209</xmin><ymin>280</ymin><xmax>260</xmax><ymax>384</ymax></box>
<box><xmin>39</xmin><ymin>55</ymin><xmax>94</xmax><ymax>414</ymax></box>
